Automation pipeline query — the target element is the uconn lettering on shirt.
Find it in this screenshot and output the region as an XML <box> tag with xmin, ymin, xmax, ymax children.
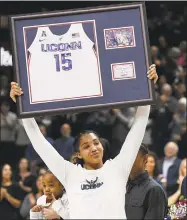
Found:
<box><xmin>41</xmin><ymin>41</ymin><xmax>82</xmax><ymax>52</ymax></box>
<box><xmin>81</xmin><ymin>177</ymin><xmax>104</xmax><ymax>191</ymax></box>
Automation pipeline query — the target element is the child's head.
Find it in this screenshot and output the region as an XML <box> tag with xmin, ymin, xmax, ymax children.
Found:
<box><xmin>42</xmin><ymin>170</ymin><xmax>64</xmax><ymax>201</ymax></box>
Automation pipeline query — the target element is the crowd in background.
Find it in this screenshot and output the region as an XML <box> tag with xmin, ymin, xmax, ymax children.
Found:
<box><xmin>0</xmin><ymin>2</ymin><xmax>186</xmax><ymax>220</ymax></box>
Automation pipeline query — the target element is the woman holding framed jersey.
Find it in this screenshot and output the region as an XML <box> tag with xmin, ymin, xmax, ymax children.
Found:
<box><xmin>10</xmin><ymin>64</ymin><xmax>158</xmax><ymax>219</ymax></box>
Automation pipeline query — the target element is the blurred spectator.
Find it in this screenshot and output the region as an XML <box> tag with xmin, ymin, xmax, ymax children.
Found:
<box><xmin>35</xmin><ymin>116</ymin><xmax>52</xmax><ymax>138</ymax></box>
<box><xmin>177</xmin><ymin>41</ymin><xmax>186</xmax><ymax>67</ymax></box>
<box><xmin>20</xmin><ymin>175</ymin><xmax>43</xmax><ymax>219</ymax></box>
<box><xmin>0</xmin><ymin>46</ymin><xmax>12</xmax><ymax>66</ymax></box>
<box><xmin>14</xmin><ymin>158</ymin><xmax>36</xmax><ymax>198</ymax></box>
<box><xmin>68</xmin><ymin>112</ymin><xmax>90</xmax><ymax>137</ymax></box>
<box><xmin>158</xmin><ymin>36</ymin><xmax>169</xmax><ymax>57</ymax></box>
<box><xmin>111</xmin><ymin>107</ymin><xmax>135</xmax><ymax>158</ymax></box>
<box><xmin>66</xmin><ymin>113</ymin><xmax>78</xmax><ymax>132</ymax></box>
<box><xmin>159</xmin><ymin>142</ymin><xmax>182</xmax><ymax>197</ymax></box>
<box><xmin>54</xmin><ymin>123</ymin><xmax>75</xmax><ymax>160</ymax></box>
<box><xmin>157</xmin><ymin>75</ymin><xmax>168</xmax><ymax>93</ymax></box>
<box><xmin>142</xmin><ymin>118</ymin><xmax>154</xmax><ymax>149</ymax></box>
<box><xmin>151</xmin><ymin>45</ymin><xmax>162</xmax><ymax>67</ymax></box>
<box><xmin>15</xmin><ymin>120</ymin><xmax>30</xmax><ymax>164</ymax></box>
<box><xmin>173</xmin><ymin>82</ymin><xmax>186</xmax><ymax>99</ymax></box>
<box><xmin>0</xmin><ymin>164</ymin><xmax>24</xmax><ymax>220</ymax></box>
<box><xmin>85</xmin><ymin>109</ymin><xmax>113</xmax><ymax>143</ymax></box>
<box><xmin>0</xmin><ymin>101</ymin><xmax>18</xmax><ymax>168</ymax></box>
<box><xmin>160</xmin><ymin>47</ymin><xmax>181</xmax><ymax>85</ymax></box>
<box><xmin>0</xmin><ymin>75</ymin><xmax>9</xmax><ymax>97</ymax></box>
<box><xmin>0</xmin><ymin>100</ymin><xmax>17</xmax><ymax>141</ymax></box>
<box><xmin>151</xmin><ymin>94</ymin><xmax>173</xmax><ymax>156</ymax></box>
<box><xmin>39</xmin><ymin>124</ymin><xmax>54</xmax><ymax>146</ymax></box>
<box><xmin>168</xmin><ymin>158</ymin><xmax>186</xmax><ymax>206</ymax></box>
<box><xmin>160</xmin><ymin>83</ymin><xmax>178</xmax><ymax>112</ymax></box>
<box><xmin>177</xmin><ymin>97</ymin><xmax>186</xmax><ymax>119</ymax></box>
<box><xmin>145</xmin><ymin>151</ymin><xmax>160</xmax><ymax>182</ymax></box>
<box><xmin>25</xmin><ymin>124</ymin><xmax>54</xmax><ymax>167</ymax></box>
<box><xmin>47</xmin><ymin>115</ymin><xmax>66</xmax><ymax>140</ymax></box>
<box><xmin>48</xmin><ymin>113</ymin><xmax>82</xmax><ymax>140</ymax></box>
<box><xmin>35</xmin><ymin>116</ymin><xmax>52</xmax><ymax>128</ymax></box>
<box><xmin>170</xmin><ymin>97</ymin><xmax>186</xmax><ymax>144</ymax></box>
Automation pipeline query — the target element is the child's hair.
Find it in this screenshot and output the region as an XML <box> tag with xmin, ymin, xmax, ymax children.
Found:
<box><xmin>46</xmin><ymin>169</ymin><xmax>52</xmax><ymax>174</ymax></box>
<box><xmin>42</xmin><ymin>169</ymin><xmax>57</xmax><ymax>179</ymax></box>
<box><xmin>73</xmin><ymin>130</ymin><xmax>100</xmax><ymax>152</ymax></box>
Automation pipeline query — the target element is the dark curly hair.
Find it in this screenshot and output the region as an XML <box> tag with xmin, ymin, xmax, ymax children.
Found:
<box><xmin>147</xmin><ymin>151</ymin><xmax>160</xmax><ymax>178</ymax></box>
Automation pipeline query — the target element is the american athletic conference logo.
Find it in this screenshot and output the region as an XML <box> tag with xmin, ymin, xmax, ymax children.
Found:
<box><xmin>81</xmin><ymin>177</ymin><xmax>103</xmax><ymax>190</ymax></box>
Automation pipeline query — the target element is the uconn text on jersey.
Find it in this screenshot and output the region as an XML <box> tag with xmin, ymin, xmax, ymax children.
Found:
<box><xmin>41</xmin><ymin>41</ymin><xmax>82</xmax><ymax>52</ymax></box>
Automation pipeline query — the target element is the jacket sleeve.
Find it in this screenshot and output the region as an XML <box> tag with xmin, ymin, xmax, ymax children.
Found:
<box><xmin>144</xmin><ymin>185</ymin><xmax>168</xmax><ymax>219</ymax></box>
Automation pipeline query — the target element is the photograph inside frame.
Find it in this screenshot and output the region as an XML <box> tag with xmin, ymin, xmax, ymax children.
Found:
<box><xmin>104</xmin><ymin>26</ymin><xmax>136</xmax><ymax>49</ymax></box>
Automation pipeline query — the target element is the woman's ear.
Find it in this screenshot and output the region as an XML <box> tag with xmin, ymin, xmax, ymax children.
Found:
<box><xmin>77</xmin><ymin>152</ymin><xmax>82</xmax><ymax>159</ymax></box>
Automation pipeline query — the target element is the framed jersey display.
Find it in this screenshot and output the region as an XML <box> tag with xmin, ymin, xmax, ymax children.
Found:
<box><xmin>10</xmin><ymin>2</ymin><xmax>156</xmax><ymax>118</ymax></box>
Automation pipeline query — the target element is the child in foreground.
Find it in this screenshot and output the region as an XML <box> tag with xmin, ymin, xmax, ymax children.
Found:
<box><xmin>30</xmin><ymin>170</ymin><xmax>69</xmax><ymax>219</ymax></box>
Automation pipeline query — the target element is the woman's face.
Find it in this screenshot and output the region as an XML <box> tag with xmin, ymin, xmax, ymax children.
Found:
<box><xmin>36</xmin><ymin>175</ymin><xmax>43</xmax><ymax>191</ymax></box>
<box><xmin>145</xmin><ymin>156</ymin><xmax>155</xmax><ymax>173</ymax></box>
<box><xmin>78</xmin><ymin>133</ymin><xmax>104</xmax><ymax>167</ymax></box>
<box><xmin>2</xmin><ymin>164</ymin><xmax>12</xmax><ymax>180</ymax></box>
<box><xmin>19</xmin><ymin>158</ymin><xmax>29</xmax><ymax>171</ymax></box>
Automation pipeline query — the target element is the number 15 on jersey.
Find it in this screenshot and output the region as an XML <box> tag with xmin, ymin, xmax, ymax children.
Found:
<box><xmin>54</xmin><ymin>53</ymin><xmax>72</xmax><ymax>72</ymax></box>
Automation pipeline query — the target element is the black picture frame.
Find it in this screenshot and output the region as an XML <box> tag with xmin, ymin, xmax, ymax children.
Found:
<box><xmin>9</xmin><ymin>2</ymin><xmax>156</xmax><ymax>118</ymax></box>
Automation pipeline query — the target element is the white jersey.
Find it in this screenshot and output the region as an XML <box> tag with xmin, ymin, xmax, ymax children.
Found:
<box><xmin>22</xmin><ymin>105</ymin><xmax>150</xmax><ymax>219</ymax></box>
<box><xmin>25</xmin><ymin>23</ymin><xmax>102</xmax><ymax>103</ymax></box>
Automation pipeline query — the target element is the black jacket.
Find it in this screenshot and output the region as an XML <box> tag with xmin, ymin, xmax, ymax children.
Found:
<box><xmin>159</xmin><ymin>157</ymin><xmax>181</xmax><ymax>196</ymax></box>
<box><xmin>125</xmin><ymin>171</ymin><xmax>168</xmax><ymax>220</ymax></box>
